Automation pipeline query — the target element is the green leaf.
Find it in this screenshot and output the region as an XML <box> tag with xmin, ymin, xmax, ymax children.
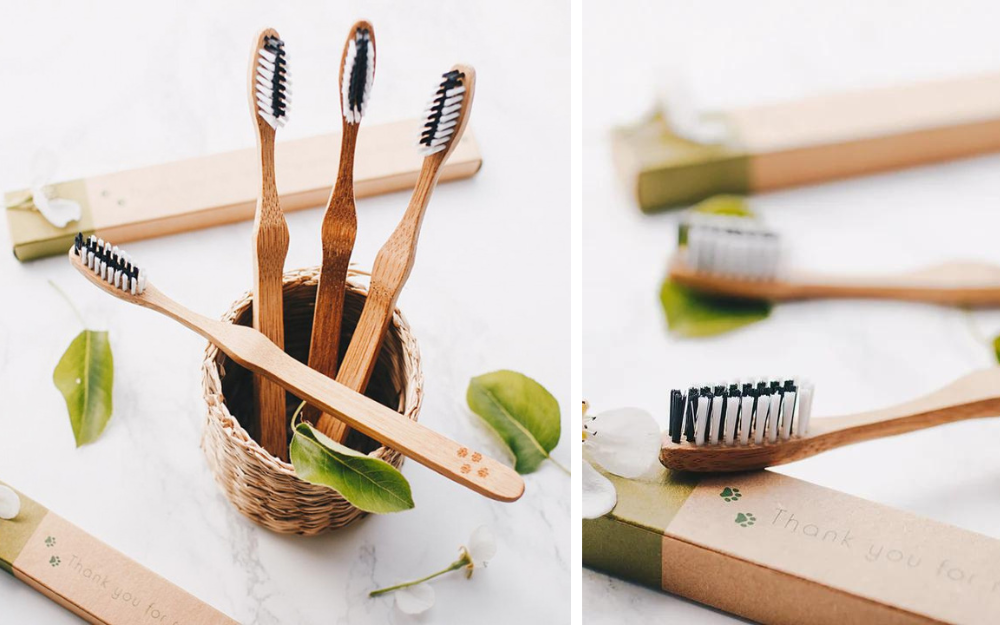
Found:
<box><xmin>466</xmin><ymin>370</ymin><xmax>561</xmax><ymax>474</ymax></box>
<box><xmin>52</xmin><ymin>330</ymin><xmax>114</xmax><ymax>447</ymax></box>
<box><xmin>659</xmin><ymin>279</ymin><xmax>772</xmax><ymax>338</ymax></box>
<box><xmin>289</xmin><ymin>422</ymin><xmax>414</xmax><ymax>514</ymax></box>
<box><xmin>993</xmin><ymin>334</ymin><xmax>1000</xmax><ymax>364</ymax></box>
<box><xmin>679</xmin><ymin>195</ymin><xmax>754</xmax><ymax>245</ymax></box>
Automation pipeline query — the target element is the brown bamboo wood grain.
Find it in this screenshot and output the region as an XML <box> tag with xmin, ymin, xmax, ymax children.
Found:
<box><xmin>669</xmin><ymin>256</ymin><xmax>1000</xmax><ymax>307</ymax></box>
<box><xmin>68</xmin><ymin>248</ymin><xmax>525</xmax><ymax>502</ymax></box>
<box><xmin>249</xmin><ymin>28</ymin><xmax>290</xmax><ymax>461</ymax></box>
<box><xmin>318</xmin><ymin>64</ymin><xmax>478</xmax><ymax>443</ymax></box>
<box><xmin>660</xmin><ymin>368</ymin><xmax>1000</xmax><ymax>472</ymax></box>
<box><xmin>308</xmin><ymin>21</ymin><xmax>375</xmax><ymax>439</ymax></box>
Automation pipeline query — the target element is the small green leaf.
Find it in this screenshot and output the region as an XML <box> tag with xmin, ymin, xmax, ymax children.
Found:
<box><xmin>53</xmin><ymin>330</ymin><xmax>114</xmax><ymax>447</ymax></box>
<box><xmin>466</xmin><ymin>370</ymin><xmax>561</xmax><ymax>474</ymax></box>
<box><xmin>289</xmin><ymin>422</ymin><xmax>414</xmax><ymax>514</ymax></box>
<box><xmin>993</xmin><ymin>334</ymin><xmax>1000</xmax><ymax>364</ymax></box>
<box><xmin>660</xmin><ymin>279</ymin><xmax>772</xmax><ymax>338</ymax></box>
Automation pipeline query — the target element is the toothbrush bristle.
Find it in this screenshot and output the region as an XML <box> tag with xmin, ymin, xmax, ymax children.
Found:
<box><xmin>418</xmin><ymin>69</ymin><xmax>466</xmax><ymax>156</ymax></box>
<box><xmin>342</xmin><ymin>27</ymin><xmax>374</xmax><ymax>124</ymax></box>
<box><xmin>667</xmin><ymin>377</ymin><xmax>813</xmax><ymax>447</ymax></box>
<box><xmin>679</xmin><ymin>212</ymin><xmax>782</xmax><ymax>280</ymax></box>
<box><xmin>256</xmin><ymin>34</ymin><xmax>290</xmax><ymax>129</ymax></box>
<box><xmin>72</xmin><ymin>233</ymin><xmax>145</xmax><ymax>295</ymax></box>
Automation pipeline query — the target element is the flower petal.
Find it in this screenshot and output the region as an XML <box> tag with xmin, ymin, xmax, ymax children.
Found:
<box><xmin>395</xmin><ymin>584</ymin><xmax>435</xmax><ymax>615</ymax></box>
<box><xmin>0</xmin><ymin>485</ymin><xmax>20</xmax><ymax>520</ymax></box>
<box><xmin>582</xmin><ymin>460</ymin><xmax>617</xmax><ymax>519</ymax></box>
<box><xmin>467</xmin><ymin>525</ymin><xmax>497</xmax><ymax>564</ymax></box>
<box><xmin>31</xmin><ymin>189</ymin><xmax>81</xmax><ymax>229</ymax></box>
<box><xmin>584</xmin><ymin>407</ymin><xmax>660</xmax><ymax>478</ymax></box>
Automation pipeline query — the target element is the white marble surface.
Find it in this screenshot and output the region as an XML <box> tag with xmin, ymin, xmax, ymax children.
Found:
<box><xmin>584</xmin><ymin>1</ymin><xmax>1000</xmax><ymax>623</ymax></box>
<box><xmin>0</xmin><ymin>1</ymin><xmax>569</xmax><ymax>623</ymax></box>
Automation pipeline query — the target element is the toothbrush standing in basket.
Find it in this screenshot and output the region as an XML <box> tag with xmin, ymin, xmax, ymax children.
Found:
<box><xmin>306</xmin><ymin>21</ymin><xmax>376</xmax><ymax>440</ymax></box>
<box><xmin>314</xmin><ymin>65</ymin><xmax>477</xmax><ymax>444</ymax></box>
<box><xmin>249</xmin><ymin>28</ymin><xmax>292</xmax><ymax>460</ymax></box>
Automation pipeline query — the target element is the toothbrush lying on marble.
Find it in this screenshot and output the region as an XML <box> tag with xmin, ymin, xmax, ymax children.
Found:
<box><xmin>316</xmin><ymin>65</ymin><xmax>476</xmax><ymax>443</ymax></box>
<box><xmin>670</xmin><ymin>212</ymin><xmax>1000</xmax><ymax>306</ymax></box>
<box><xmin>661</xmin><ymin>368</ymin><xmax>1000</xmax><ymax>472</ymax></box>
<box><xmin>306</xmin><ymin>21</ymin><xmax>375</xmax><ymax>438</ymax></box>
<box><xmin>249</xmin><ymin>28</ymin><xmax>292</xmax><ymax>460</ymax></box>
<box><xmin>68</xmin><ymin>234</ymin><xmax>524</xmax><ymax>502</ymax></box>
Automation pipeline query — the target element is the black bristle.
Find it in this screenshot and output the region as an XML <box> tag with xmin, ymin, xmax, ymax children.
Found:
<box><xmin>347</xmin><ymin>29</ymin><xmax>370</xmax><ymax>112</ymax></box>
<box><xmin>73</xmin><ymin>232</ymin><xmax>83</xmax><ymax>254</ymax></box>
<box><xmin>669</xmin><ymin>390</ymin><xmax>683</xmax><ymax>444</ymax></box>
<box><xmin>263</xmin><ymin>36</ymin><xmax>287</xmax><ymax>119</ymax></box>
<box><xmin>684</xmin><ymin>388</ymin><xmax>698</xmax><ymax>442</ymax></box>
<box><xmin>419</xmin><ymin>69</ymin><xmax>464</xmax><ymax>149</ymax></box>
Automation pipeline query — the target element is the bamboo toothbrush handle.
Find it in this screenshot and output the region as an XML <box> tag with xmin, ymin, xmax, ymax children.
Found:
<box><xmin>252</xmin><ymin>124</ymin><xmax>291</xmax><ymax>461</ymax></box>
<box><xmin>320</xmin><ymin>159</ymin><xmax>442</xmax><ymax>441</ymax></box>
<box><xmin>308</xmin><ymin>123</ymin><xmax>360</xmax><ymax>435</ymax></box>
<box><xmin>809</xmin><ymin>368</ymin><xmax>1000</xmax><ymax>446</ymax></box>
<box><xmin>132</xmin><ymin>284</ymin><xmax>523</xmax><ymax>502</ymax></box>
<box><xmin>672</xmin><ymin>258</ymin><xmax>1000</xmax><ymax>306</ymax></box>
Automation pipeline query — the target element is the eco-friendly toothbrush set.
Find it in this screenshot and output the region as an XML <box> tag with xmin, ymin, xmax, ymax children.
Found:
<box><xmin>2</xmin><ymin>21</ymin><xmax>519</xmax><ymax>625</ymax></box>
<box><xmin>613</xmin><ymin>72</ymin><xmax>1000</xmax><ymax>212</ymax></box>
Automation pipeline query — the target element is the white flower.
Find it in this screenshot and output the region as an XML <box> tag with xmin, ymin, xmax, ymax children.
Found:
<box><xmin>31</xmin><ymin>185</ymin><xmax>81</xmax><ymax>228</ymax></box>
<box><xmin>0</xmin><ymin>485</ymin><xmax>20</xmax><ymax>520</ymax></box>
<box><xmin>375</xmin><ymin>525</ymin><xmax>499</xmax><ymax>615</ymax></box>
<box><xmin>462</xmin><ymin>524</ymin><xmax>497</xmax><ymax>578</ymax></box>
<box><xmin>582</xmin><ymin>404</ymin><xmax>661</xmax><ymax>519</ymax></box>
<box><xmin>395</xmin><ymin>584</ymin><xmax>435</xmax><ymax>615</ymax></box>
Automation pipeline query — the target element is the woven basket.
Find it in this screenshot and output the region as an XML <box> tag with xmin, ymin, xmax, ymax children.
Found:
<box><xmin>200</xmin><ymin>267</ymin><xmax>423</xmax><ymax>535</ymax></box>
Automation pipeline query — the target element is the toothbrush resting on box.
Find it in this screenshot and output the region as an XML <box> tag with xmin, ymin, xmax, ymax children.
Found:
<box><xmin>67</xmin><ymin>234</ymin><xmax>524</xmax><ymax>502</ymax></box>
<box><xmin>661</xmin><ymin>368</ymin><xmax>1000</xmax><ymax>472</ymax></box>
<box><xmin>670</xmin><ymin>212</ymin><xmax>1000</xmax><ymax>306</ymax></box>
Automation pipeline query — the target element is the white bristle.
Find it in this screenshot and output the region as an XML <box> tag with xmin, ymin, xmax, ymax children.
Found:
<box><xmin>341</xmin><ymin>29</ymin><xmax>374</xmax><ymax>124</ymax></box>
<box><xmin>680</xmin><ymin>212</ymin><xmax>782</xmax><ymax>280</ymax></box>
<box><xmin>73</xmin><ymin>235</ymin><xmax>146</xmax><ymax>295</ymax></box>
<box><xmin>255</xmin><ymin>35</ymin><xmax>290</xmax><ymax>129</ymax></box>
<box><xmin>418</xmin><ymin>70</ymin><xmax>466</xmax><ymax>156</ymax></box>
<box><xmin>668</xmin><ymin>377</ymin><xmax>812</xmax><ymax>448</ymax></box>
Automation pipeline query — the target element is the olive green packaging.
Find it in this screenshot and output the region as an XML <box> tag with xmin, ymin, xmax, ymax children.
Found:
<box><xmin>584</xmin><ymin>468</ymin><xmax>1000</xmax><ymax>624</ymax></box>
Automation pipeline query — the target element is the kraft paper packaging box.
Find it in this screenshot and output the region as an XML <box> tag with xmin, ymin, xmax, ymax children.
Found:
<box><xmin>613</xmin><ymin>72</ymin><xmax>1000</xmax><ymax>213</ymax></box>
<box><xmin>5</xmin><ymin>118</ymin><xmax>482</xmax><ymax>261</ymax></box>
<box><xmin>0</xmin><ymin>481</ymin><xmax>236</xmax><ymax>624</ymax></box>
<box><xmin>583</xmin><ymin>468</ymin><xmax>1000</xmax><ymax>625</ymax></box>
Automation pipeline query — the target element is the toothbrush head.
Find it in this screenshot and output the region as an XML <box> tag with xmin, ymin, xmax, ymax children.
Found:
<box><xmin>252</xmin><ymin>30</ymin><xmax>291</xmax><ymax>130</ymax></box>
<box><xmin>668</xmin><ymin>378</ymin><xmax>814</xmax><ymax>447</ymax></box>
<box><xmin>678</xmin><ymin>212</ymin><xmax>783</xmax><ymax>281</ymax></box>
<box><xmin>70</xmin><ymin>233</ymin><xmax>147</xmax><ymax>296</ymax></box>
<box><xmin>418</xmin><ymin>65</ymin><xmax>476</xmax><ymax>159</ymax></box>
<box><xmin>341</xmin><ymin>21</ymin><xmax>375</xmax><ymax>124</ymax></box>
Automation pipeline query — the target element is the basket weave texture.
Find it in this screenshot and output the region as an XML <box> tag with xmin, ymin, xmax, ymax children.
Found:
<box><xmin>200</xmin><ymin>267</ymin><xmax>423</xmax><ymax>535</ymax></box>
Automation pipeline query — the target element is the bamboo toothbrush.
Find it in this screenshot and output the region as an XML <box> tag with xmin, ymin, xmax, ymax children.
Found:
<box><xmin>249</xmin><ymin>29</ymin><xmax>292</xmax><ymax>461</ymax></box>
<box><xmin>661</xmin><ymin>368</ymin><xmax>1000</xmax><ymax>473</ymax></box>
<box><xmin>316</xmin><ymin>65</ymin><xmax>477</xmax><ymax>443</ymax></box>
<box><xmin>67</xmin><ymin>235</ymin><xmax>524</xmax><ymax>502</ymax></box>
<box><xmin>306</xmin><ymin>21</ymin><xmax>375</xmax><ymax>435</ymax></box>
<box><xmin>670</xmin><ymin>212</ymin><xmax>1000</xmax><ymax>306</ymax></box>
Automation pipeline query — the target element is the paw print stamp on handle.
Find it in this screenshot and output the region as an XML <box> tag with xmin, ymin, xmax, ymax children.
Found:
<box><xmin>45</xmin><ymin>536</ymin><xmax>56</xmax><ymax>547</ymax></box>
<box><xmin>49</xmin><ymin>556</ymin><xmax>61</xmax><ymax>567</ymax></box>
<box><xmin>720</xmin><ymin>487</ymin><xmax>741</xmax><ymax>502</ymax></box>
<box><xmin>735</xmin><ymin>512</ymin><xmax>756</xmax><ymax>528</ymax></box>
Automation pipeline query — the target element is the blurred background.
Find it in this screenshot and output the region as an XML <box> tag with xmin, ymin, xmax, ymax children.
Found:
<box><xmin>0</xmin><ymin>1</ymin><xmax>569</xmax><ymax>623</ymax></box>
<box><xmin>584</xmin><ymin>1</ymin><xmax>1000</xmax><ymax>622</ymax></box>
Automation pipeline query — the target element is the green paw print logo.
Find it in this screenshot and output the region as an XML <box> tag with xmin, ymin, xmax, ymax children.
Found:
<box><xmin>734</xmin><ymin>512</ymin><xmax>756</xmax><ymax>528</ymax></box>
<box><xmin>45</xmin><ymin>536</ymin><xmax>56</xmax><ymax>547</ymax></box>
<box><xmin>719</xmin><ymin>487</ymin><xmax>741</xmax><ymax>502</ymax></box>
<box><xmin>49</xmin><ymin>556</ymin><xmax>61</xmax><ymax>567</ymax></box>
